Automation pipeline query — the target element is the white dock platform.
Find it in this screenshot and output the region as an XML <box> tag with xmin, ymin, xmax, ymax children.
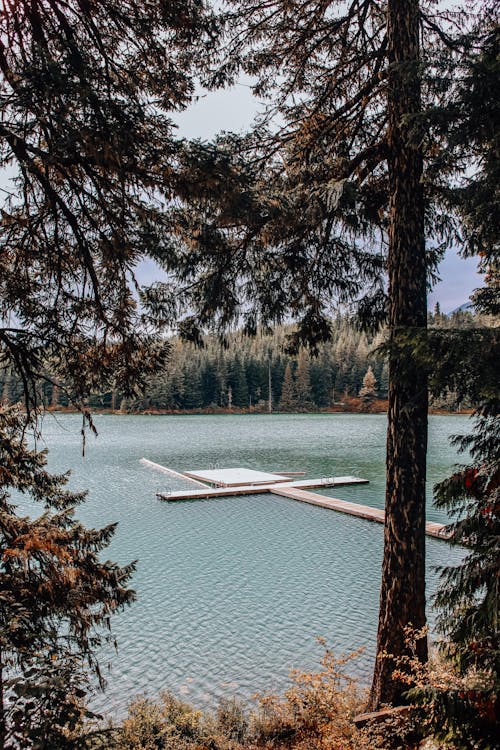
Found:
<box><xmin>183</xmin><ymin>467</ymin><xmax>291</xmax><ymax>487</ymax></box>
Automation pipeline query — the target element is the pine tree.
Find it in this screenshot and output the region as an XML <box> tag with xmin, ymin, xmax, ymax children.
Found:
<box><xmin>182</xmin><ymin>366</ymin><xmax>203</xmax><ymax>410</ymax></box>
<box><xmin>0</xmin><ymin>405</ymin><xmax>135</xmax><ymax>748</ymax></box>
<box><xmin>380</xmin><ymin>363</ymin><xmax>390</xmax><ymax>399</ymax></box>
<box><xmin>359</xmin><ymin>366</ymin><xmax>378</xmax><ymax>404</ymax></box>
<box><xmin>279</xmin><ymin>362</ymin><xmax>297</xmax><ymax>412</ymax></box>
<box><xmin>311</xmin><ymin>356</ymin><xmax>332</xmax><ymax>408</ymax></box>
<box><xmin>170</xmin><ymin>368</ymin><xmax>186</xmax><ymax>409</ymax></box>
<box><xmin>408</xmin><ymin>21</ymin><xmax>500</xmax><ymax>745</ymax></box>
<box><xmin>227</xmin><ymin>356</ymin><xmax>249</xmax><ymax>407</ymax></box>
<box><xmin>201</xmin><ymin>361</ymin><xmax>220</xmax><ymax>407</ymax></box>
<box><xmin>294</xmin><ymin>349</ymin><xmax>314</xmax><ymax>411</ymax></box>
<box><xmin>245</xmin><ymin>358</ymin><xmax>263</xmax><ymax>407</ymax></box>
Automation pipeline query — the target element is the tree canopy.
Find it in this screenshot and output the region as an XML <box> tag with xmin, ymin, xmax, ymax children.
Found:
<box><xmin>0</xmin><ymin>0</ymin><xmax>213</xmax><ymax>416</ymax></box>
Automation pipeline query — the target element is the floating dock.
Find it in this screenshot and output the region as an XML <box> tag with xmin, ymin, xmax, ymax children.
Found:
<box><xmin>144</xmin><ymin>460</ymin><xmax>448</xmax><ymax>540</ymax></box>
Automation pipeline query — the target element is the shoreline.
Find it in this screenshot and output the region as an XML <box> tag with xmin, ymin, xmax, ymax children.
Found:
<box><xmin>44</xmin><ymin>400</ymin><xmax>473</xmax><ymax>418</ymax></box>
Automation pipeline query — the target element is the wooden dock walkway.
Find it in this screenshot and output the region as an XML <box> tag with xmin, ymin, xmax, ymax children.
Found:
<box><xmin>272</xmin><ymin>487</ymin><xmax>386</xmax><ymax>522</ymax></box>
<box><xmin>272</xmin><ymin>487</ymin><xmax>449</xmax><ymax>540</ymax></box>
<box><xmin>156</xmin><ymin>475</ymin><xmax>368</xmax><ymax>501</ymax></box>
<box><xmin>274</xmin><ymin>476</ymin><xmax>369</xmax><ymax>491</ymax></box>
<box><xmin>140</xmin><ymin>458</ymin><xmax>207</xmax><ymax>486</ymax></box>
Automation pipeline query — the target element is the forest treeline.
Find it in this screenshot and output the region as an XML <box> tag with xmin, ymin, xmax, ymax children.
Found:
<box><xmin>0</xmin><ymin>308</ymin><xmax>481</xmax><ymax>413</ymax></box>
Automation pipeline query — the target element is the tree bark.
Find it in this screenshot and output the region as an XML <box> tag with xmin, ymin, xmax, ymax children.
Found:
<box><xmin>369</xmin><ymin>0</ymin><xmax>428</xmax><ymax>709</ymax></box>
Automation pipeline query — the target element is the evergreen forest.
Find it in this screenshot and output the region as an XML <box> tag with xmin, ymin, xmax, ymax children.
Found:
<box><xmin>0</xmin><ymin>310</ymin><xmax>481</xmax><ymax>414</ymax></box>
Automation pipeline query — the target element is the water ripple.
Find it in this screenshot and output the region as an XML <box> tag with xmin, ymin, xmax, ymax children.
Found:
<box><xmin>29</xmin><ymin>413</ymin><xmax>466</xmax><ymax>717</ymax></box>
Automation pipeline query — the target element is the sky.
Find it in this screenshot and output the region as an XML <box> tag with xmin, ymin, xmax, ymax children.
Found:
<box><xmin>167</xmin><ymin>85</ymin><xmax>483</xmax><ymax>314</ymax></box>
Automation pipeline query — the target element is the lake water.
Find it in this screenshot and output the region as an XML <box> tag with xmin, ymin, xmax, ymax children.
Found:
<box><xmin>21</xmin><ymin>413</ymin><xmax>467</xmax><ymax>715</ymax></box>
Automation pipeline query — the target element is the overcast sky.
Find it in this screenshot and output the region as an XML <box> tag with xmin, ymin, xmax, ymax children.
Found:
<box><xmin>168</xmin><ymin>86</ymin><xmax>483</xmax><ymax>314</ymax></box>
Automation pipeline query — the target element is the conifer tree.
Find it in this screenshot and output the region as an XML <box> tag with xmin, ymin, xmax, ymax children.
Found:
<box><xmin>246</xmin><ymin>358</ymin><xmax>264</xmax><ymax>407</ymax></box>
<box><xmin>228</xmin><ymin>356</ymin><xmax>249</xmax><ymax>407</ymax></box>
<box><xmin>311</xmin><ymin>355</ymin><xmax>333</xmax><ymax>408</ymax></box>
<box><xmin>279</xmin><ymin>363</ymin><xmax>297</xmax><ymax>412</ymax></box>
<box><xmin>0</xmin><ymin>405</ymin><xmax>135</xmax><ymax>748</ymax></box>
<box><xmin>408</xmin><ymin>20</ymin><xmax>499</xmax><ymax>744</ymax></box>
<box><xmin>166</xmin><ymin>0</ymin><xmax>495</xmax><ymax>707</ymax></box>
<box><xmin>182</xmin><ymin>366</ymin><xmax>203</xmax><ymax>410</ymax></box>
<box><xmin>0</xmin><ymin>0</ymin><xmax>211</xmax><ymax>414</ymax></box>
<box><xmin>359</xmin><ymin>366</ymin><xmax>378</xmax><ymax>404</ymax></box>
<box><xmin>379</xmin><ymin>363</ymin><xmax>390</xmax><ymax>399</ymax></box>
<box><xmin>201</xmin><ymin>361</ymin><xmax>220</xmax><ymax>407</ymax></box>
<box><xmin>0</xmin><ymin>2</ymin><xmax>212</xmax><ymax>744</ymax></box>
<box><xmin>295</xmin><ymin>349</ymin><xmax>314</xmax><ymax>411</ymax></box>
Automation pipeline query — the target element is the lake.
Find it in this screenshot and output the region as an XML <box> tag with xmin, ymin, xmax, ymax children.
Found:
<box><xmin>21</xmin><ymin>412</ymin><xmax>467</xmax><ymax>715</ymax></box>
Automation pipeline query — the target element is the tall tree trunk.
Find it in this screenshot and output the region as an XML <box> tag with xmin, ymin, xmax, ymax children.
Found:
<box><xmin>369</xmin><ymin>0</ymin><xmax>428</xmax><ymax>709</ymax></box>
